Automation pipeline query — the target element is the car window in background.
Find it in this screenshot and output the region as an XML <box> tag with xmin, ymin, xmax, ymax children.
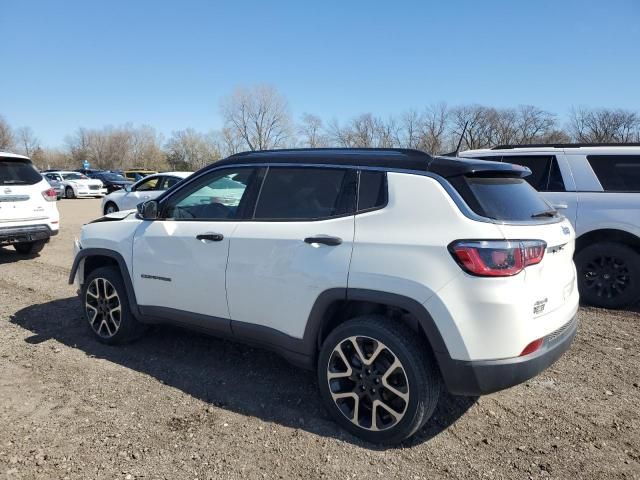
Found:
<box><xmin>587</xmin><ymin>155</ymin><xmax>640</xmax><ymax>192</ymax></box>
<box><xmin>165</xmin><ymin>169</ymin><xmax>255</xmax><ymax>220</ymax></box>
<box><xmin>254</xmin><ymin>167</ymin><xmax>355</xmax><ymax>220</ymax></box>
<box><xmin>102</xmin><ymin>173</ymin><xmax>127</xmax><ymax>182</ymax></box>
<box><xmin>478</xmin><ymin>155</ymin><xmax>565</xmax><ymax>192</ymax></box>
<box><xmin>0</xmin><ymin>160</ymin><xmax>42</xmax><ymax>185</ymax></box>
<box><xmin>135</xmin><ymin>177</ymin><xmax>160</xmax><ymax>191</ymax></box>
<box><xmin>62</xmin><ymin>173</ymin><xmax>87</xmax><ymax>180</ymax></box>
<box><xmin>161</xmin><ymin>176</ymin><xmax>182</xmax><ymax>190</ymax></box>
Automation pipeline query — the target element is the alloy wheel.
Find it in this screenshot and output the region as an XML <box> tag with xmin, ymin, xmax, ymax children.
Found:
<box><xmin>85</xmin><ymin>277</ymin><xmax>122</xmax><ymax>338</ymax></box>
<box><xmin>327</xmin><ymin>336</ymin><xmax>409</xmax><ymax>431</ymax></box>
<box><xmin>583</xmin><ymin>255</ymin><xmax>630</xmax><ymax>300</ymax></box>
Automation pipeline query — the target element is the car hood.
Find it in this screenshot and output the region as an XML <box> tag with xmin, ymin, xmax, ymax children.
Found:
<box><xmin>68</xmin><ymin>179</ymin><xmax>103</xmax><ymax>186</ymax></box>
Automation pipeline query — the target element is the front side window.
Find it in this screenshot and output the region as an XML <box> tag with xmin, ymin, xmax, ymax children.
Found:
<box><xmin>254</xmin><ymin>167</ymin><xmax>356</xmax><ymax>220</ymax></box>
<box><xmin>164</xmin><ymin>168</ymin><xmax>256</xmax><ymax>220</ymax></box>
<box><xmin>587</xmin><ymin>155</ymin><xmax>640</xmax><ymax>192</ymax></box>
<box><xmin>135</xmin><ymin>177</ymin><xmax>160</xmax><ymax>191</ymax></box>
<box><xmin>161</xmin><ymin>176</ymin><xmax>182</xmax><ymax>190</ymax></box>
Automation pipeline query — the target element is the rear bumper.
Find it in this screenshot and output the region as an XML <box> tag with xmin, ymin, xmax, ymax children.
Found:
<box><xmin>0</xmin><ymin>224</ymin><xmax>57</xmax><ymax>245</ymax></box>
<box><xmin>437</xmin><ymin>315</ymin><xmax>578</xmax><ymax>396</ymax></box>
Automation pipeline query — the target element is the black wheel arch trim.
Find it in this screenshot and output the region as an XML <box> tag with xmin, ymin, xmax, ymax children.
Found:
<box><xmin>69</xmin><ymin>248</ymin><xmax>140</xmax><ymax>316</ymax></box>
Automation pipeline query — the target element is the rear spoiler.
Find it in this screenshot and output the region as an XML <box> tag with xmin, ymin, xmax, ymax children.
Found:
<box><xmin>427</xmin><ymin>156</ymin><xmax>531</xmax><ymax>179</ymax></box>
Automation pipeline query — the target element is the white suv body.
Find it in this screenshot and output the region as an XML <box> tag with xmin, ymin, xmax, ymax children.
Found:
<box><xmin>44</xmin><ymin>171</ymin><xmax>107</xmax><ymax>198</ymax></box>
<box><xmin>70</xmin><ymin>149</ymin><xmax>578</xmax><ymax>443</ymax></box>
<box><xmin>100</xmin><ymin>171</ymin><xmax>192</xmax><ymax>214</ymax></box>
<box><xmin>461</xmin><ymin>145</ymin><xmax>640</xmax><ymax>308</ymax></box>
<box><xmin>0</xmin><ymin>152</ymin><xmax>59</xmax><ymax>254</ymax></box>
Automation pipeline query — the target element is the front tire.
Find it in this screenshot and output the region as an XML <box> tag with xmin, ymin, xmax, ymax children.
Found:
<box><xmin>104</xmin><ymin>202</ymin><xmax>119</xmax><ymax>214</ymax></box>
<box><xmin>14</xmin><ymin>240</ymin><xmax>46</xmax><ymax>255</ymax></box>
<box><xmin>65</xmin><ymin>186</ymin><xmax>75</xmax><ymax>199</ymax></box>
<box><xmin>576</xmin><ymin>242</ymin><xmax>640</xmax><ymax>309</ymax></box>
<box><xmin>81</xmin><ymin>266</ymin><xmax>145</xmax><ymax>344</ymax></box>
<box><xmin>318</xmin><ymin>315</ymin><xmax>441</xmax><ymax>444</ymax></box>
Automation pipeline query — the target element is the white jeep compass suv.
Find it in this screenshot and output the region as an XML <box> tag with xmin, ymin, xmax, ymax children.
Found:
<box><xmin>70</xmin><ymin>148</ymin><xmax>579</xmax><ymax>444</ymax></box>
<box><xmin>461</xmin><ymin>144</ymin><xmax>640</xmax><ymax>309</ymax></box>
<box><xmin>0</xmin><ymin>152</ymin><xmax>59</xmax><ymax>254</ymax></box>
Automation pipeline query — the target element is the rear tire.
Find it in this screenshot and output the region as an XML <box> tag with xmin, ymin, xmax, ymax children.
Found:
<box><xmin>13</xmin><ymin>240</ymin><xmax>46</xmax><ymax>255</ymax></box>
<box><xmin>81</xmin><ymin>266</ymin><xmax>145</xmax><ymax>344</ymax></box>
<box><xmin>65</xmin><ymin>186</ymin><xmax>75</xmax><ymax>199</ymax></box>
<box><xmin>104</xmin><ymin>202</ymin><xmax>119</xmax><ymax>214</ymax></box>
<box><xmin>317</xmin><ymin>315</ymin><xmax>441</xmax><ymax>444</ymax></box>
<box><xmin>576</xmin><ymin>242</ymin><xmax>640</xmax><ymax>309</ymax></box>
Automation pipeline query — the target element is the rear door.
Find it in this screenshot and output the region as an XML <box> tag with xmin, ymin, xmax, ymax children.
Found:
<box><xmin>225</xmin><ymin>166</ymin><xmax>357</xmax><ymax>339</ymax></box>
<box><xmin>0</xmin><ymin>158</ymin><xmax>48</xmax><ymax>224</ymax></box>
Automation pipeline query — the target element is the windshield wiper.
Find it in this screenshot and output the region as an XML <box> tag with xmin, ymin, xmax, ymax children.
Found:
<box><xmin>531</xmin><ymin>209</ymin><xmax>557</xmax><ymax>218</ymax></box>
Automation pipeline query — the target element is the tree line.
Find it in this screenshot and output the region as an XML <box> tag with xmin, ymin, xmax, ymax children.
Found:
<box><xmin>2</xmin><ymin>84</ymin><xmax>639</xmax><ymax>172</ymax></box>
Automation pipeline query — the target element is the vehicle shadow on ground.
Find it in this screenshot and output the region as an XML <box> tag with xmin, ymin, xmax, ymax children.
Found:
<box><xmin>11</xmin><ymin>297</ymin><xmax>477</xmax><ymax>449</ymax></box>
<box><xmin>0</xmin><ymin>246</ymin><xmax>40</xmax><ymax>264</ymax></box>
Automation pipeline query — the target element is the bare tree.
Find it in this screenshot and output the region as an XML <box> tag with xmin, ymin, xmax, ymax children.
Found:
<box><xmin>15</xmin><ymin>126</ymin><xmax>40</xmax><ymax>157</ymax></box>
<box><xmin>569</xmin><ymin>107</ymin><xmax>640</xmax><ymax>143</ymax></box>
<box><xmin>220</xmin><ymin>85</ymin><xmax>291</xmax><ymax>151</ymax></box>
<box><xmin>0</xmin><ymin>116</ymin><xmax>15</xmax><ymax>150</ymax></box>
<box><xmin>298</xmin><ymin>113</ymin><xmax>327</xmax><ymax>148</ymax></box>
<box><xmin>418</xmin><ymin>103</ymin><xmax>450</xmax><ymax>153</ymax></box>
<box><xmin>164</xmin><ymin>129</ymin><xmax>221</xmax><ymax>170</ymax></box>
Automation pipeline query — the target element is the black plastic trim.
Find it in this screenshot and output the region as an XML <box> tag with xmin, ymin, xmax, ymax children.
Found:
<box><xmin>0</xmin><ymin>224</ymin><xmax>53</xmax><ymax>244</ymax></box>
<box><xmin>69</xmin><ymin>248</ymin><xmax>140</xmax><ymax>316</ymax></box>
<box><xmin>436</xmin><ymin>315</ymin><xmax>578</xmax><ymax>395</ymax></box>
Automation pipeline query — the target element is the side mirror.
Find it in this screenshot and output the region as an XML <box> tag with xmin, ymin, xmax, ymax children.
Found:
<box><xmin>138</xmin><ymin>200</ymin><xmax>159</xmax><ymax>220</ymax></box>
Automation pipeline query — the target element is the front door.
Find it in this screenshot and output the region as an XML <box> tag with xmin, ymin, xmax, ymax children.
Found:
<box><xmin>131</xmin><ymin>167</ymin><xmax>260</xmax><ymax>329</ymax></box>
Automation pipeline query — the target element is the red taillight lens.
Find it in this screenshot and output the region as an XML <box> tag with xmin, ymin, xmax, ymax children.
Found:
<box><xmin>42</xmin><ymin>188</ymin><xmax>57</xmax><ymax>202</ymax></box>
<box><xmin>520</xmin><ymin>338</ymin><xmax>544</xmax><ymax>356</ymax></box>
<box><xmin>449</xmin><ymin>240</ymin><xmax>546</xmax><ymax>277</ymax></box>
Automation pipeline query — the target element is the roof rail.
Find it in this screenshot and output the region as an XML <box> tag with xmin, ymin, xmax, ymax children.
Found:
<box><xmin>491</xmin><ymin>142</ymin><xmax>640</xmax><ymax>150</ymax></box>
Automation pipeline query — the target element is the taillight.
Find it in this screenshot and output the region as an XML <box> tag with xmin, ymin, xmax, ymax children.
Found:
<box><xmin>449</xmin><ymin>240</ymin><xmax>546</xmax><ymax>277</ymax></box>
<box><xmin>42</xmin><ymin>188</ymin><xmax>57</xmax><ymax>202</ymax></box>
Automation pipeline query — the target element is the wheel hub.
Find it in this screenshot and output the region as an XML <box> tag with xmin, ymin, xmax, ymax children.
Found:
<box><xmin>583</xmin><ymin>255</ymin><xmax>630</xmax><ymax>299</ymax></box>
<box><xmin>85</xmin><ymin>277</ymin><xmax>122</xmax><ymax>338</ymax></box>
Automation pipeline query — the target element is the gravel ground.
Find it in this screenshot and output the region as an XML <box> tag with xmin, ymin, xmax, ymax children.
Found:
<box><xmin>0</xmin><ymin>199</ymin><xmax>639</xmax><ymax>480</ymax></box>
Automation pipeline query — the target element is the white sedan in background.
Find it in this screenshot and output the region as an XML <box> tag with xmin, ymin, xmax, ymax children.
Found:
<box><xmin>44</xmin><ymin>171</ymin><xmax>107</xmax><ymax>199</ymax></box>
<box><xmin>100</xmin><ymin>171</ymin><xmax>192</xmax><ymax>214</ymax></box>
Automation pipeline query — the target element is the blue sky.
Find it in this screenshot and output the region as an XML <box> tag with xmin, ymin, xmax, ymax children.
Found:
<box><xmin>1</xmin><ymin>0</ymin><xmax>639</xmax><ymax>147</ymax></box>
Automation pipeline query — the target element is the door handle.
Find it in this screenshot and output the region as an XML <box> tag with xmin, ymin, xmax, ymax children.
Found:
<box><xmin>304</xmin><ymin>236</ymin><xmax>342</xmax><ymax>246</ymax></box>
<box><xmin>196</xmin><ymin>233</ymin><xmax>224</xmax><ymax>242</ymax></box>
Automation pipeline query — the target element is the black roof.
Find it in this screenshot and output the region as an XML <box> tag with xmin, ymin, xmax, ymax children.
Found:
<box><xmin>211</xmin><ymin>148</ymin><xmax>528</xmax><ymax>178</ymax></box>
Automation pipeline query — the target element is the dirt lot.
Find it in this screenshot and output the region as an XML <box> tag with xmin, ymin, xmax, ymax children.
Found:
<box><xmin>0</xmin><ymin>199</ymin><xmax>639</xmax><ymax>480</ymax></box>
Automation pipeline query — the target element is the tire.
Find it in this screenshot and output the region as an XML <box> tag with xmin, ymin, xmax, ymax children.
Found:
<box><xmin>104</xmin><ymin>202</ymin><xmax>119</xmax><ymax>215</ymax></box>
<box><xmin>575</xmin><ymin>242</ymin><xmax>640</xmax><ymax>309</ymax></box>
<box><xmin>81</xmin><ymin>266</ymin><xmax>145</xmax><ymax>344</ymax></box>
<box><xmin>13</xmin><ymin>240</ymin><xmax>46</xmax><ymax>255</ymax></box>
<box><xmin>65</xmin><ymin>186</ymin><xmax>75</xmax><ymax>199</ymax></box>
<box><xmin>317</xmin><ymin>315</ymin><xmax>441</xmax><ymax>444</ymax></box>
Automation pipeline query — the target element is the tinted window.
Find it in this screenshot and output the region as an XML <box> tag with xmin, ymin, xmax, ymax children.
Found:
<box><xmin>161</xmin><ymin>176</ymin><xmax>182</xmax><ymax>190</ymax></box>
<box><xmin>587</xmin><ymin>155</ymin><xmax>640</xmax><ymax>192</ymax></box>
<box><xmin>135</xmin><ymin>177</ymin><xmax>159</xmax><ymax>191</ymax></box>
<box><xmin>0</xmin><ymin>160</ymin><xmax>42</xmax><ymax>186</ymax></box>
<box><xmin>165</xmin><ymin>168</ymin><xmax>256</xmax><ymax>220</ymax></box>
<box><xmin>451</xmin><ymin>176</ymin><xmax>554</xmax><ymax>221</ymax></box>
<box><xmin>358</xmin><ymin>171</ymin><xmax>387</xmax><ymax>211</ymax></box>
<box><xmin>478</xmin><ymin>155</ymin><xmax>565</xmax><ymax>192</ymax></box>
<box><xmin>254</xmin><ymin>167</ymin><xmax>355</xmax><ymax>220</ymax></box>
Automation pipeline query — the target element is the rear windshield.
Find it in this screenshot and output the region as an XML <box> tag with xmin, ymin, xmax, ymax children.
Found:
<box><xmin>451</xmin><ymin>175</ymin><xmax>555</xmax><ymax>221</ymax></box>
<box><xmin>0</xmin><ymin>159</ymin><xmax>42</xmax><ymax>186</ymax></box>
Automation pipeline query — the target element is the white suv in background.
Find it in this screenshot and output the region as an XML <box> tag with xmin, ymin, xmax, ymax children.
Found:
<box><xmin>461</xmin><ymin>144</ymin><xmax>640</xmax><ymax>309</ymax></box>
<box><xmin>43</xmin><ymin>171</ymin><xmax>107</xmax><ymax>199</ymax></box>
<box><xmin>0</xmin><ymin>152</ymin><xmax>59</xmax><ymax>254</ymax></box>
<box><xmin>70</xmin><ymin>148</ymin><xmax>578</xmax><ymax>444</ymax></box>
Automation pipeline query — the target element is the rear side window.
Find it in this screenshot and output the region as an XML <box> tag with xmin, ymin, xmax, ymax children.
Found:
<box><xmin>478</xmin><ymin>155</ymin><xmax>565</xmax><ymax>192</ymax></box>
<box><xmin>254</xmin><ymin>167</ymin><xmax>356</xmax><ymax>220</ymax></box>
<box><xmin>587</xmin><ymin>155</ymin><xmax>640</xmax><ymax>192</ymax></box>
<box><xmin>450</xmin><ymin>175</ymin><xmax>553</xmax><ymax>221</ymax></box>
<box><xmin>358</xmin><ymin>171</ymin><xmax>387</xmax><ymax>212</ymax></box>
<box><xmin>0</xmin><ymin>160</ymin><xmax>42</xmax><ymax>186</ymax></box>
